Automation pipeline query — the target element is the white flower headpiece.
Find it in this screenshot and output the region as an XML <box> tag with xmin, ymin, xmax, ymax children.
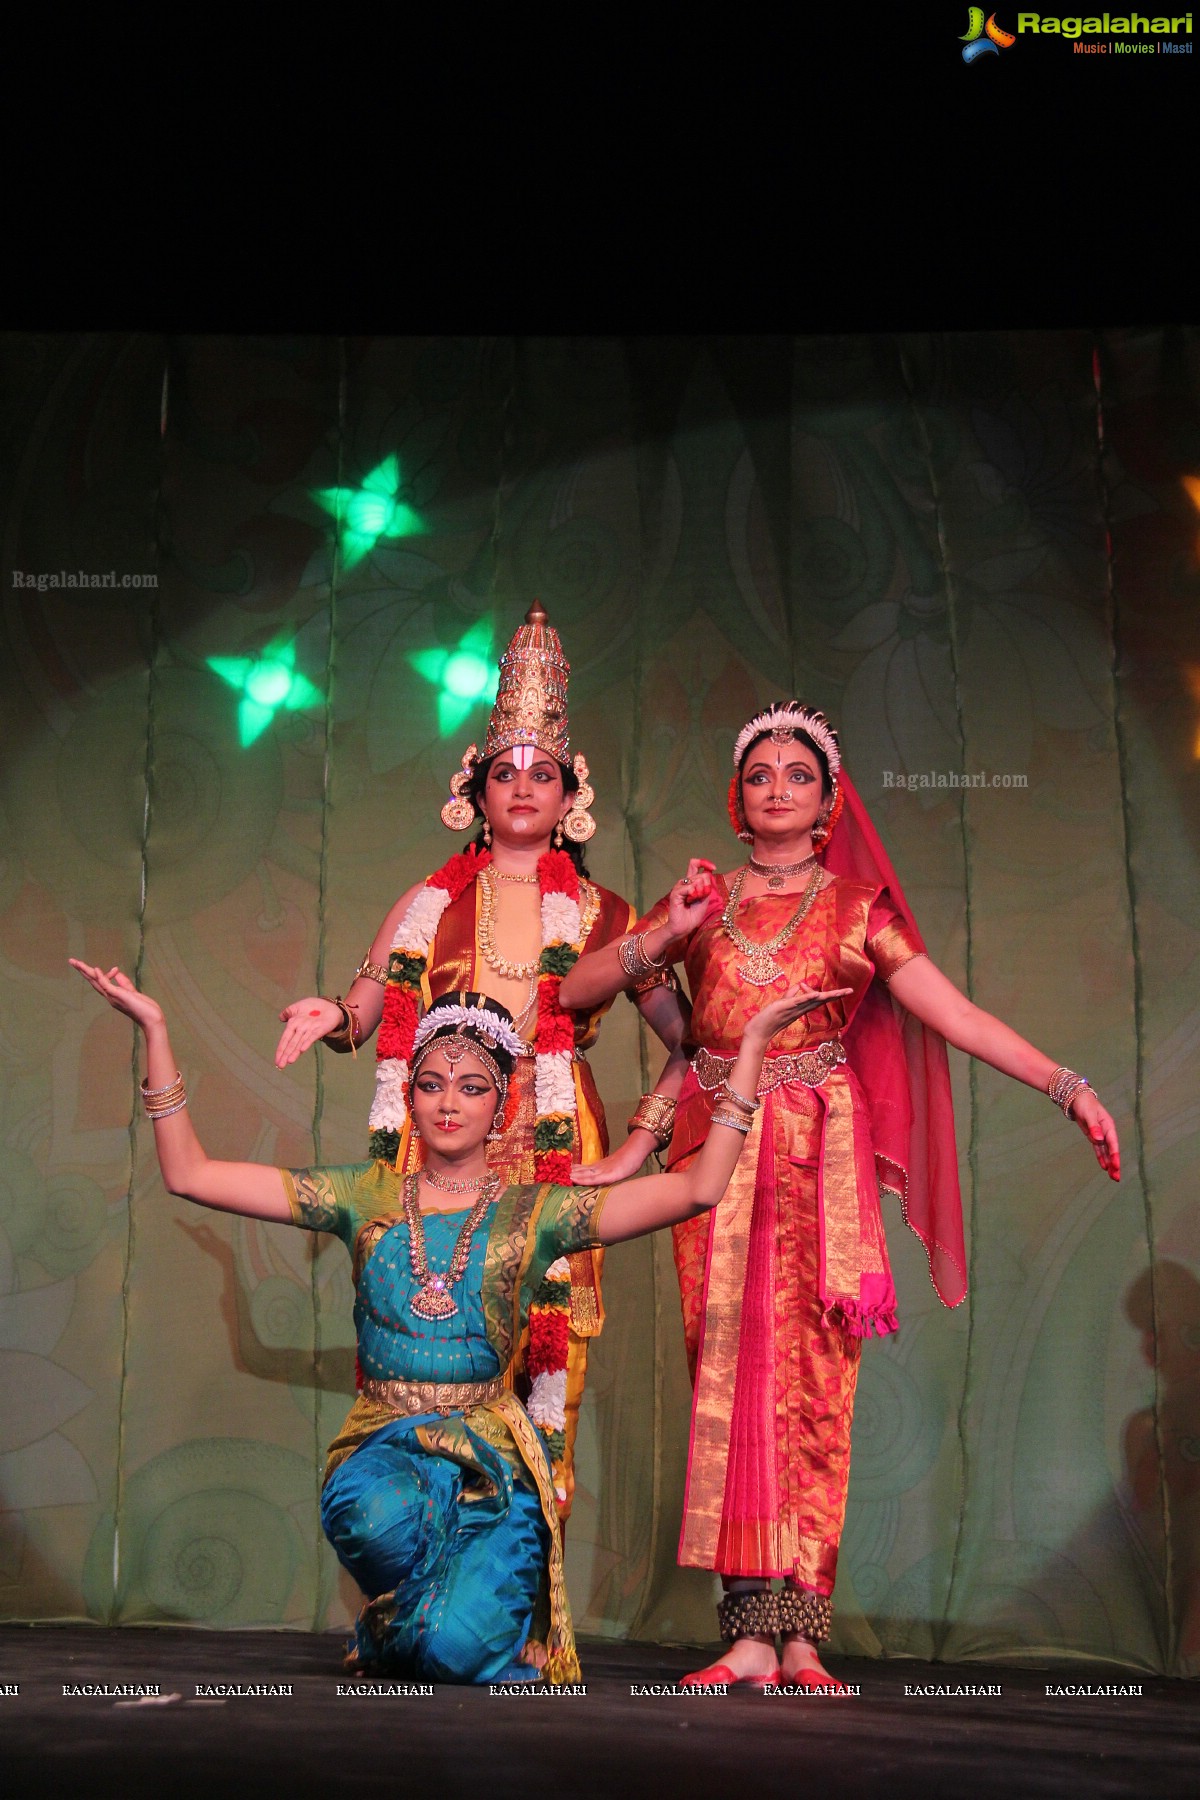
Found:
<box><xmin>411</xmin><ymin>1001</ymin><xmax>527</xmax><ymax>1065</ymax></box>
<box><xmin>732</xmin><ymin>704</ymin><xmax>841</xmax><ymax>778</ymax></box>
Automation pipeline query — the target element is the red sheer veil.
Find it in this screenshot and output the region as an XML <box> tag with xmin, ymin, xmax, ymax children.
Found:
<box><xmin>823</xmin><ymin>771</ymin><xmax>967</xmax><ymax>1309</ymax></box>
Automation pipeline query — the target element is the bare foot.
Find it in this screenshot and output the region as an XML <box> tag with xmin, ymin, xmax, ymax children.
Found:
<box><xmin>686</xmin><ymin>1634</ymin><xmax>778</xmax><ymax>1683</ymax></box>
<box><xmin>780</xmin><ymin>1635</ymin><xmax>842</xmax><ymax>1688</ymax></box>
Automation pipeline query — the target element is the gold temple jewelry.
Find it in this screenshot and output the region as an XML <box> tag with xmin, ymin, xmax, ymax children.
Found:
<box><xmin>354</xmin><ymin>954</ymin><xmax>389</xmax><ymax>987</ymax></box>
<box><xmin>422</xmin><ymin>1167</ymin><xmax>495</xmax><ymax>1194</ymax></box>
<box><xmin>402</xmin><ymin>1172</ymin><xmax>499</xmax><ymax>1321</ymax></box>
<box><xmin>748</xmin><ymin>851</ymin><xmax>819</xmax><ymax>891</ymax></box>
<box><xmin>476</xmin><ymin>866</ymin><xmax>540</xmax><ymax>981</ymax></box>
<box><xmin>709</xmin><ymin>1108</ymin><xmax>752</xmax><ymax>1135</ymax></box>
<box><xmin>720</xmin><ymin>864</ymin><xmax>823</xmax><ymax>987</ymax></box>
<box><xmin>360</xmin><ymin>1374</ymin><xmax>506</xmax><ymax>1418</ymax></box>
<box><xmin>142</xmin><ymin>1073</ymin><xmax>184</xmax><ymax>1101</ymax></box>
<box><xmin>692</xmin><ymin>1040</ymin><xmax>847</xmax><ymax>1093</ymax></box>
<box><xmin>142</xmin><ymin>1074</ymin><xmax>187</xmax><ymax>1120</ymax></box>
<box><xmin>411</xmin><ymin>1031</ymin><xmax>508</xmax><ymax>1108</ymax></box>
<box><xmin>627</xmin><ymin>1092</ymin><xmax>677</xmax><ymax>1145</ymax></box>
<box><xmin>492</xmin><ymin>869</ymin><xmax>540</xmax><ymax>883</ymax></box>
<box><xmin>618</xmin><ymin>932</ymin><xmax>667</xmax><ymax>983</ymax></box>
<box><xmin>717</xmin><ymin>1080</ymin><xmax>759</xmax><ymax>1115</ymax></box>
<box><xmin>1047</xmin><ymin>1065</ymin><xmax>1093</xmax><ymax>1117</ymax></box>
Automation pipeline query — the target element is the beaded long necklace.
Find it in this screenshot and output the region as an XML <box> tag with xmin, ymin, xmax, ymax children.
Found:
<box><xmin>402</xmin><ymin>1171</ymin><xmax>499</xmax><ymax>1320</ymax></box>
<box><xmin>721</xmin><ymin>863</ymin><xmax>823</xmax><ymax>986</ymax></box>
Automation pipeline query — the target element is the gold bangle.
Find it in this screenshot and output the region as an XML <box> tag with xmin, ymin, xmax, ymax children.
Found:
<box><xmin>146</xmin><ymin>1097</ymin><xmax>188</xmax><ymax>1120</ymax></box>
<box><xmin>618</xmin><ymin>932</ymin><xmax>667</xmax><ymax>983</ymax></box>
<box><xmin>354</xmin><ymin>954</ymin><xmax>389</xmax><ymax>987</ymax></box>
<box><xmin>717</xmin><ymin>1080</ymin><xmax>759</xmax><ymax>1115</ymax></box>
<box><xmin>628</xmin><ymin>1093</ymin><xmax>677</xmax><ymax>1145</ymax></box>
<box><xmin>1047</xmin><ymin>1066</ymin><xmax>1092</xmax><ymax>1117</ymax></box>
<box><xmin>143</xmin><ymin>1074</ymin><xmax>187</xmax><ymax>1119</ymax></box>
<box><xmin>142</xmin><ymin>1073</ymin><xmax>184</xmax><ymax>1102</ymax></box>
<box><xmin>627</xmin><ymin>964</ymin><xmax>681</xmax><ymax>998</ymax></box>
<box><xmin>710</xmin><ymin>1108</ymin><xmax>751</xmax><ymax>1136</ymax></box>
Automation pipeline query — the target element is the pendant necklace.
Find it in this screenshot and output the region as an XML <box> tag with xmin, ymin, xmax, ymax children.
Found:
<box><xmin>721</xmin><ymin>864</ymin><xmax>823</xmax><ymax>987</ymax></box>
<box><xmin>748</xmin><ymin>850</ymin><xmax>819</xmax><ymax>891</ymax></box>
<box><xmin>403</xmin><ymin>1172</ymin><xmax>499</xmax><ymax>1320</ymax></box>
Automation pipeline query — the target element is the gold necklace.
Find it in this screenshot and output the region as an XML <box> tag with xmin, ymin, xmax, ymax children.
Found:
<box><xmin>721</xmin><ymin>864</ymin><xmax>823</xmax><ymax>987</ymax></box>
<box><xmin>492</xmin><ymin>868</ymin><xmax>540</xmax><ymax>884</ymax></box>
<box><xmin>403</xmin><ymin>1173</ymin><xmax>499</xmax><ymax>1319</ymax></box>
<box><xmin>422</xmin><ymin>1166</ymin><xmax>493</xmax><ymax>1193</ymax></box>
<box><xmin>477</xmin><ymin>866</ymin><xmax>540</xmax><ymax>981</ymax></box>
<box><xmin>748</xmin><ymin>851</ymin><xmax>819</xmax><ymax>891</ymax></box>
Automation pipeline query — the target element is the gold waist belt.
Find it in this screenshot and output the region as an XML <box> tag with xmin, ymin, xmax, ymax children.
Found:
<box><xmin>692</xmin><ymin>1038</ymin><xmax>846</xmax><ymax>1094</ymax></box>
<box><xmin>360</xmin><ymin>1375</ymin><xmax>506</xmax><ymax>1418</ymax></box>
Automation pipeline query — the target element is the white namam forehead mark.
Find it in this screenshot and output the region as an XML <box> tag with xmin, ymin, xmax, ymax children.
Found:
<box><xmin>490</xmin><ymin>747</ymin><xmax>560</xmax><ymax>773</ymax></box>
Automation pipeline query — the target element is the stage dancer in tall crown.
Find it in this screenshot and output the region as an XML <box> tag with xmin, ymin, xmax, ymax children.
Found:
<box><xmin>274</xmin><ymin>604</ymin><xmax>691</xmax><ymax>1515</ymax></box>
<box><xmin>560</xmin><ymin>701</ymin><xmax>1120</xmax><ymax>1689</ymax></box>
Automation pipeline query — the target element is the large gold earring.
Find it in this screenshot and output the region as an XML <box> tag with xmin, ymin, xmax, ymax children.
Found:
<box><xmin>553</xmin><ymin>820</ymin><xmax>564</xmax><ymax>849</ymax></box>
<box><xmin>487</xmin><ymin>1082</ymin><xmax>508</xmax><ymax>1142</ymax></box>
<box><xmin>441</xmin><ymin>745</ymin><xmax>479</xmax><ymax>831</ymax></box>
<box><xmin>562</xmin><ymin>754</ymin><xmax>597</xmax><ymax>844</ymax></box>
<box><xmin>482</xmin><ymin>816</ymin><xmax>492</xmax><ymax>848</ymax></box>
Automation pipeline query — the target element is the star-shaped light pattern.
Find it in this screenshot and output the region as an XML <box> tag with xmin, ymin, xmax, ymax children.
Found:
<box><xmin>314</xmin><ymin>454</ymin><xmax>423</xmax><ymax>569</ymax></box>
<box><xmin>207</xmin><ymin>638</ymin><xmax>324</xmax><ymax>745</ymax></box>
<box><xmin>408</xmin><ymin>619</ymin><xmax>499</xmax><ymax>737</ymax></box>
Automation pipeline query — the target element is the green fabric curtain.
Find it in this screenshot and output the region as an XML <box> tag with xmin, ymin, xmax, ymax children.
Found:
<box><xmin>1</xmin><ymin>331</ymin><xmax>1196</xmax><ymax>1672</ymax></box>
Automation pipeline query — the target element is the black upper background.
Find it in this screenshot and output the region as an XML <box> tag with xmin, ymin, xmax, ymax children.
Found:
<box><xmin>3</xmin><ymin>14</ymin><xmax>1191</xmax><ymax>332</ymax></box>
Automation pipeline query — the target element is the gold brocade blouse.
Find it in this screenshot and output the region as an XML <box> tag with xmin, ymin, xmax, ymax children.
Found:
<box><xmin>639</xmin><ymin>875</ymin><xmax>923</xmax><ymax>1057</ymax></box>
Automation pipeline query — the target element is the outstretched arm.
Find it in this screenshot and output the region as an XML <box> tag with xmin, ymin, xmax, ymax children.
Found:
<box><xmin>596</xmin><ymin>984</ymin><xmax>851</xmax><ymax>1244</ymax></box>
<box><xmin>887</xmin><ymin>954</ymin><xmax>1120</xmax><ymax>1180</ymax></box>
<box><xmin>71</xmin><ymin>963</ymin><xmax>294</xmax><ymax>1221</ymax></box>
<box><xmin>274</xmin><ymin>878</ymin><xmax>426</xmax><ymax>1068</ymax></box>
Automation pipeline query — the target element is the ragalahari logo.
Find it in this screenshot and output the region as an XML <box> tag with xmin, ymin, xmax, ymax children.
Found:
<box><xmin>961</xmin><ymin>8</ymin><xmax>1017</xmax><ymax>57</ymax></box>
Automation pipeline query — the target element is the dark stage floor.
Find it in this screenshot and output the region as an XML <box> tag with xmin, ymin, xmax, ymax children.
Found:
<box><xmin>0</xmin><ymin>1626</ymin><xmax>1194</xmax><ymax>1799</ymax></box>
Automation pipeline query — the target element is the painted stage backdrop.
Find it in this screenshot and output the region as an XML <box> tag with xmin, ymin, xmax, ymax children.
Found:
<box><xmin>1</xmin><ymin>333</ymin><xmax>1197</xmax><ymax>1674</ymax></box>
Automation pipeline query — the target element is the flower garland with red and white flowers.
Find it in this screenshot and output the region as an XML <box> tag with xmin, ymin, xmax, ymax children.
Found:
<box><xmin>367</xmin><ymin>843</ymin><xmax>594</xmax><ymax>1501</ymax></box>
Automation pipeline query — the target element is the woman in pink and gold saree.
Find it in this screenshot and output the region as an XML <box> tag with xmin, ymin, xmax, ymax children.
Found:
<box><xmin>560</xmin><ymin>702</ymin><xmax>1121</xmax><ymax>1692</ymax></box>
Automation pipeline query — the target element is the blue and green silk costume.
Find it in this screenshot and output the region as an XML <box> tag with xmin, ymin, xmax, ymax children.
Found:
<box><xmin>282</xmin><ymin>1160</ymin><xmax>608</xmax><ymax>1684</ymax></box>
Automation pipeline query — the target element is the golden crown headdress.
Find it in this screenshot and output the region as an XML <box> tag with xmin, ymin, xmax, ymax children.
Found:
<box><xmin>439</xmin><ymin>602</ymin><xmax>596</xmax><ymax>842</ymax></box>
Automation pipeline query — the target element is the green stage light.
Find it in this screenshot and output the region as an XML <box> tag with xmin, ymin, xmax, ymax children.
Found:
<box><xmin>409</xmin><ymin>619</ymin><xmax>499</xmax><ymax>737</ymax></box>
<box><xmin>208</xmin><ymin>638</ymin><xmax>323</xmax><ymax>745</ymax></box>
<box><xmin>315</xmin><ymin>454</ymin><xmax>423</xmax><ymax>569</ymax></box>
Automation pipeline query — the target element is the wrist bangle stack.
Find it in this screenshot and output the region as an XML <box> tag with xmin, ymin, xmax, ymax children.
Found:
<box><xmin>142</xmin><ymin>1073</ymin><xmax>187</xmax><ymax>1120</ymax></box>
<box><xmin>354</xmin><ymin>953</ymin><xmax>389</xmax><ymax>987</ymax></box>
<box><xmin>322</xmin><ymin>998</ymin><xmax>362</xmax><ymax>1054</ymax></box>
<box><xmin>710</xmin><ymin>1108</ymin><xmax>752</xmax><ymax>1135</ymax></box>
<box><xmin>628</xmin><ymin>1092</ymin><xmax>677</xmax><ymax>1146</ymax></box>
<box><xmin>1047</xmin><ymin>1066</ymin><xmax>1092</xmax><ymax>1117</ymax></box>
<box><xmin>618</xmin><ymin>933</ymin><xmax>667</xmax><ymax>984</ymax></box>
<box><xmin>717</xmin><ymin>1079</ymin><xmax>760</xmax><ymax>1116</ymax></box>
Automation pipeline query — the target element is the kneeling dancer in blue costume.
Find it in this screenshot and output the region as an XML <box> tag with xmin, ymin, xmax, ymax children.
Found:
<box><xmin>72</xmin><ymin>962</ymin><xmax>832</xmax><ymax>1683</ymax></box>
